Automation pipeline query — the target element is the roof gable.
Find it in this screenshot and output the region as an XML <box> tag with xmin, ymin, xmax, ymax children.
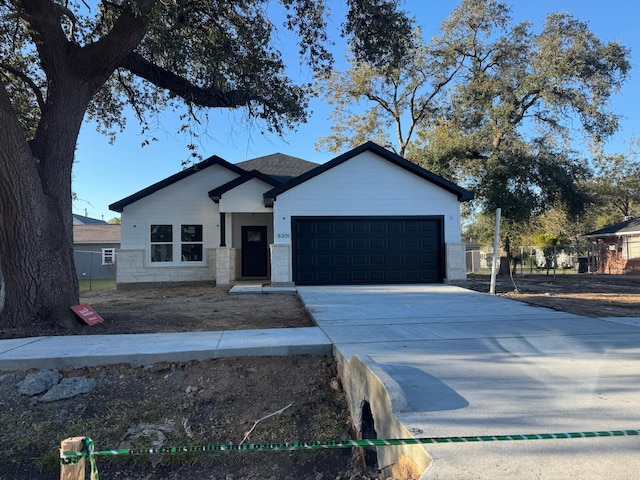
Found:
<box><xmin>263</xmin><ymin>141</ymin><xmax>474</xmax><ymax>204</ymax></box>
<box><xmin>109</xmin><ymin>155</ymin><xmax>245</xmax><ymax>212</ymax></box>
<box><xmin>582</xmin><ymin>217</ymin><xmax>640</xmax><ymax>238</ymax></box>
<box><xmin>208</xmin><ymin>170</ymin><xmax>282</xmax><ymax>203</ymax></box>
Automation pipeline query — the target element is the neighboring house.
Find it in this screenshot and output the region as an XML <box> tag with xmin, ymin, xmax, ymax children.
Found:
<box><xmin>73</xmin><ymin>213</ymin><xmax>107</xmax><ymax>225</ymax></box>
<box><xmin>109</xmin><ymin>142</ymin><xmax>473</xmax><ymax>287</ymax></box>
<box><xmin>582</xmin><ymin>217</ymin><xmax>640</xmax><ymax>274</ymax></box>
<box><xmin>73</xmin><ymin>223</ymin><xmax>121</xmax><ymax>280</ymax></box>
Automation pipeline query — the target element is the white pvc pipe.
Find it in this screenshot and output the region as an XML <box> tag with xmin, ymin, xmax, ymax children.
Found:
<box><xmin>489</xmin><ymin>208</ymin><xmax>501</xmax><ymax>295</ymax></box>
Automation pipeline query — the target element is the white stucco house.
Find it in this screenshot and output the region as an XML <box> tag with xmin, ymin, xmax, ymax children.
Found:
<box><xmin>109</xmin><ymin>142</ymin><xmax>473</xmax><ymax>287</ymax></box>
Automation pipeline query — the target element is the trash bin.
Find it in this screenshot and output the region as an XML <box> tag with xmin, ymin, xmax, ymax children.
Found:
<box><xmin>577</xmin><ymin>257</ymin><xmax>588</xmax><ymax>273</ymax></box>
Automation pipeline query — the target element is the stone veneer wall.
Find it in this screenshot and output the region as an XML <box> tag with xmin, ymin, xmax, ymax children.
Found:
<box><xmin>446</xmin><ymin>243</ymin><xmax>467</xmax><ymax>281</ymax></box>
<box><xmin>215</xmin><ymin>248</ymin><xmax>237</xmax><ymax>286</ymax></box>
<box><xmin>270</xmin><ymin>244</ymin><xmax>292</xmax><ymax>285</ymax></box>
<box><xmin>116</xmin><ymin>249</ymin><xmax>216</xmax><ymax>285</ymax></box>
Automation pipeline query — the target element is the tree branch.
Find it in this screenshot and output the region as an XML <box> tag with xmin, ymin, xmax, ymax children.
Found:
<box><xmin>511</xmin><ymin>91</ymin><xmax>541</xmax><ymax>126</ymax></box>
<box><xmin>0</xmin><ymin>63</ymin><xmax>45</xmax><ymax>110</ymax></box>
<box><xmin>53</xmin><ymin>1</ymin><xmax>77</xmax><ymax>39</ymax></box>
<box><xmin>17</xmin><ymin>0</ymin><xmax>75</xmax><ymax>74</ymax></box>
<box><xmin>72</xmin><ymin>0</ymin><xmax>156</xmax><ymax>84</ymax></box>
<box><xmin>364</xmin><ymin>88</ymin><xmax>395</xmax><ymax>117</ymax></box>
<box><xmin>118</xmin><ymin>51</ymin><xmax>254</xmax><ymax>108</ymax></box>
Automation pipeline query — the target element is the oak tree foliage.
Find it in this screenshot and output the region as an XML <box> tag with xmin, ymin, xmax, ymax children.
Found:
<box><xmin>319</xmin><ymin>0</ymin><xmax>630</xmax><ymax>234</ymax></box>
<box><xmin>588</xmin><ymin>148</ymin><xmax>640</xmax><ymax>223</ymax></box>
<box><xmin>342</xmin><ymin>0</ymin><xmax>413</xmax><ymax>71</ymax></box>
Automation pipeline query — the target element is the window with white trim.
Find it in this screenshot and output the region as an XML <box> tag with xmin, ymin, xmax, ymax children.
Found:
<box><xmin>150</xmin><ymin>224</ymin><xmax>173</xmax><ymax>262</ymax></box>
<box><xmin>101</xmin><ymin>248</ymin><xmax>115</xmax><ymax>265</ymax></box>
<box><xmin>181</xmin><ymin>225</ymin><xmax>203</xmax><ymax>261</ymax></box>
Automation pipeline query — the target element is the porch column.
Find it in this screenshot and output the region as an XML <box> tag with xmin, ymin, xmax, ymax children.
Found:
<box><xmin>270</xmin><ymin>243</ymin><xmax>293</xmax><ymax>285</ymax></box>
<box><xmin>219</xmin><ymin>212</ymin><xmax>226</xmax><ymax>247</ymax></box>
<box><xmin>216</xmin><ymin>212</ymin><xmax>231</xmax><ymax>286</ymax></box>
<box><xmin>216</xmin><ymin>247</ymin><xmax>235</xmax><ymax>286</ymax></box>
<box><xmin>446</xmin><ymin>243</ymin><xmax>467</xmax><ymax>281</ymax></box>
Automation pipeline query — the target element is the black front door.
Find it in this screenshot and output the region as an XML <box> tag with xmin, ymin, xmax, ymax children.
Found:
<box><xmin>241</xmin><ymin>226</ymin><xmax>268</xmax><ymax>277</ymax></box>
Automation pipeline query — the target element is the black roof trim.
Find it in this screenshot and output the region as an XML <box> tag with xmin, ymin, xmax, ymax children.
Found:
<box><xmin>208</xmin><ymin>170</ymin><xmax>282</xmax><ymax>203</ymax></box>
<box><xmin>263</xmin><ymin>141</ymin><xmax>474</xmax><ymax>203</ymax></box>
<box><xmin>582</xmin><ymin>217</ymin><xmax>640</xmax><ymax>238</ymax></box>
<box><xmin>109</xmin><ymin>155</ymin><xmax>246</xmax><ymax>212</ymax></box>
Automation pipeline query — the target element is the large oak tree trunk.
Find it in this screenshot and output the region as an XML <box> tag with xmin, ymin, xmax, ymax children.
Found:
<box><xmin>0</xmin><ymin>0</ymin><xmax>153</xmax><ymax>333</ymax></box>
<box><xmin>0</xmin><ymin>77</ymin><xmax>88</xmax><ymax>332</ymax></box>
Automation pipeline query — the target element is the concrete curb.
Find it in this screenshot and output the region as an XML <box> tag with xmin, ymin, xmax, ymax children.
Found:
<box><xmin>335</xmin><ymin>350</ymin><xmax>431</xmax><ymax>479</ymax></box>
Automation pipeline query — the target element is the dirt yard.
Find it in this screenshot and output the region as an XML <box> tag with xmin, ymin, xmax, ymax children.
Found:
<box><xmin>80</xmin><ymin>284</ymin><xmax>316</xmax><ymax>334</ymax></box>
<box><xmin>5</xmin><ymin>275</ymin><xmax>636</xmax><ymax>340</ymax></box>
<box><xmin>0</xmin><ymin>286</ymin><xmax>375</xmax><ymax>480</ymax></box>
<box><xmin>0</xmin><ymin>284</ymin><xmax>314</xmax><ymax>339</ymax></box>
<box><xmin>458</xmin><ymin>273</ymin><xmax>640</xmax><ymax>318</ymax></box>
<box><xmin>0</xmin><ymin>356</ymin><xmax>371</xmax><ymax>480</ymax></box>
<box><xmin>1</xmin><ymin>276</ymin><xmax>639</xmax><ymax>479</ymax></box>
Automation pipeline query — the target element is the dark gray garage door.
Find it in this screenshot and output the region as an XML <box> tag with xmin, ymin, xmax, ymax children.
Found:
<box><xmin>292</xmin><ymin>216</ymin><xmax>444</xmax><ymax>285</ymax></box>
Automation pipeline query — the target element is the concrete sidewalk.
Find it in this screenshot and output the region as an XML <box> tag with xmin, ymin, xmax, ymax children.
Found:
<box><xmin>297</xmin><ymin>285</ymin><xmax>640</xmax><ymax>480</ymax></box>
<box><xmin>0</xmin><ymin>283</ymin><xmax>317</xmax><ymax>370</ymax></box>
<box><xmin>0</xmin><ymin>328</ymin><xmax>331</xmax><ymax>370</ymax></box>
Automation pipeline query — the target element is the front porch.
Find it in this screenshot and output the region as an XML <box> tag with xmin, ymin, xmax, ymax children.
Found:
<box><xmin>215</xmin><ymin>212</ymin><xmax>274</xmax><ymax>285</ymax></box>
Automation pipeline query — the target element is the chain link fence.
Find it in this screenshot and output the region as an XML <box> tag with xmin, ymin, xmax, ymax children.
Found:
<box><xmin>466</xmin><ymin>244</ymin><xmax>598</xmax><ymax>276</ymax></box>
<box><xmin>74</xmin><ymin>250</ymin><xmax>116</xmax><ymax>290</ymax></box>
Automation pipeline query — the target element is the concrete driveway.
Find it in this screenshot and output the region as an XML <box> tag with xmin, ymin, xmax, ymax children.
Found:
<box><xmin>297</xmin><ymin>284</ymin><xmax>640</xmax><ymax>479</ymax></box>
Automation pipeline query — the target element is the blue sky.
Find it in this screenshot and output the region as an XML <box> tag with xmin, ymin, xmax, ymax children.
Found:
<box><xmin>72</xmin><ymin>0</ymin><xmax>639</xmax><ymax>222</ymax></box>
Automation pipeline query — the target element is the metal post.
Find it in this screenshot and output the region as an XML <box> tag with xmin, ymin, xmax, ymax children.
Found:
<box><xmin>220</xmin><ymin>212</ymin><xmax>226</xmax><ymax>247</ymax></box>
<box><xmin>489</xmin><ymin>208</ymin><xmax>501</xmax><ymax>295</ymax></box>
<box><xmin>519</xmin><ymin>246</ymin><xmax>523</xmax><ymax>275</ymax></box>
<box><xmin>89</xmin><ymin>252</ymin><xmax>93</xmax><ymax>291</ymax></box>
<box><xmin>530</xmin><ymin>247</ymin><xmax>533</xmax><ymax>274</ymax></box>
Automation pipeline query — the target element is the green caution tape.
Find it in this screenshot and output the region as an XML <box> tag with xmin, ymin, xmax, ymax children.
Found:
<box><xmin>61</xmin><ymin>429</ymin><xmax>640</xmax><ymax>464</ymax></box>
<box><xmin>84</xmin><ymin>437</ymin><xmax>99</xmax><ymax>480</ymax></box>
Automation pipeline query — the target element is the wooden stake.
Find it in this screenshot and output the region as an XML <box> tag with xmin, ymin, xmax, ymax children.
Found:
<box><xmin>60</xmin><ymin>436</ymin><xmax>86</xmax><ymax>480</ymax></box>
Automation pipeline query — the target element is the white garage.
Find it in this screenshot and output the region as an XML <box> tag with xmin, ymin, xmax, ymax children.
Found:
<box><xmin>265</xmin><ymin>142</ymin><xmax>473</xmax><ymax>285</ymax></box>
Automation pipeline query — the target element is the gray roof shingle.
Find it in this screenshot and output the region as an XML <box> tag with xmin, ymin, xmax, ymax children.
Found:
<box><xmin>235</xmin><ymin>153</ymin><xmax>319</xmax><ymax>180</ymax></box>
<box><xmin>582</xmin><ymin>217</ymin><xmax>640</xmax><ymax>238</ymax></box>
<box><xmin>73</xmin><ymin>225</ymin><xmax>121</xmax><ymax>244</ymax></box>
<box><xmin>73</xmin><ymin>214</ymin><xmax>107</xmax><ymax>225</ymax></box>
